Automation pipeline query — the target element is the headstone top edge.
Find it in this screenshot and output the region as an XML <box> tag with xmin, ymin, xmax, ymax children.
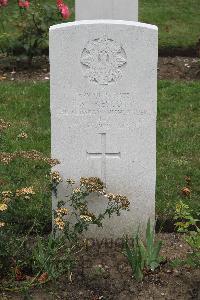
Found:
<box><xmin>75</xmin><ymin>0</ymin><xmax>138</xmax><ymax>22</ymax></box>
<box><xmin>49</xmin><ymin>20</ymin><xmax>158</xmax><ymax>32</ymax></box>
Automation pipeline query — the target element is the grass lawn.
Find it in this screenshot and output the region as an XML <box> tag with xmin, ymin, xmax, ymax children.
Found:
<box><xmin>0</xmin><ymin>80</ymin><xmax>199</xmax><ymax>231</ymax></box>
<box><xmin>157</xmin><ymin>81</ymin><xmax>199</xmax><ymax>219</ymax></box>
<box><xmin>0</xmin><ymin>0</ymin><xmax>199</xmax><ymax>50</ymax></box>
<box><xmin>0</xmin><ymin>82</ymin><xmax>51</xmax><ymax>232</ymax></box>
<box><xmin>140</xmin><ymin>0</ymin><xmax>200</xmax><ymax>49</ymax></box>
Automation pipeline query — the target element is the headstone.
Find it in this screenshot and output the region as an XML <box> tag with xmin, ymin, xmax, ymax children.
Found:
<box><xmin>50</xmin><ymin>20</ymin><xmax>158</xmax><ymax>238</ymax></box>
<box><xmin>76</xmin><ymin>0</ymin><xmax>138</xmax><ymax>22</ymax></box>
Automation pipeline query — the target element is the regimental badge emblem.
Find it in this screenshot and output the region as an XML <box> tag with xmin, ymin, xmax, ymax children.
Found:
<box><xmin>80</xmin><ymin>36</ymin><xmax>127</xmax><ymax>85</ymax></box>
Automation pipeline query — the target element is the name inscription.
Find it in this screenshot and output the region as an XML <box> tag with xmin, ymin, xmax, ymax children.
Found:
<box><xmin>77</xmin><ymin>91</ymin><xmax>133</xmax><ymax>115</ymax></box>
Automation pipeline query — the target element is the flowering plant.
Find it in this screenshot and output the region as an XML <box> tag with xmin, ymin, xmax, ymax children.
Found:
<box><xmin>0</xmin><ymin>0</ymin><xmax>71</xmax><ymax>64</ymax></box>
<box><xmin>0</xmin><ymin>0</ymin><xmax>8</xmax><ymax>7</ymax></box>
<box><xmin>51</xmin><ymin>174</ymin><xmax>130</xmax><ymax>243</ymax></box>
<box><xmin>0</xmin><ymin>172</ymin><xmax>130</xmax><ymax>282</ymax></box>
<box><xmin>56</xmin><ymin>0</ymin><xmax>70</xmax><ymax>19</ymax></box>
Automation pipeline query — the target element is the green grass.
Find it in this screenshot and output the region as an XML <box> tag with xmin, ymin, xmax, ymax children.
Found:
<box><xmin>0</xmin><ymin>82</ymin><xmax>50</xmax><ymax>153</ymax></box>
<box><xmin>0</xmin><ymin>82</ymin><xmax>51</xmax><ymax>232</ymax></box>
<box><xmin>140</xmin><ymin>0</ymin><xmax>200</xmax><ymax>49</ymax></box>
<box><xmin>0</xmin><ymin>81</ymin><xmax>199</xmax><ymax>231</ymax></box>
<box><xmin>0</xmin><ymin>0</ymin><xmax>199</xmax><ymax>50</ymax></box>
<box><xmin>157</xmin><ymin>81</ymin><xmax>200</xmax><ymax>218</ymax></box>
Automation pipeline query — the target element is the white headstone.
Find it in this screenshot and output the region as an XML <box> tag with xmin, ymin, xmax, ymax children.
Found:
<box><xmin>50</xmin><ymin>20</ymin><xmax>158</xmax><ymax>239</ymax></box>
<box><xmin>76</xmin><ymin>0</ymin><xmax>138</xmax><ymax>22</ymax></box>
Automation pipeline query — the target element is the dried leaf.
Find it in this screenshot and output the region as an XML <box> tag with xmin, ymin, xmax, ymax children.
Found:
<box><xmin>38</xmin><ymin>272</ymin><xmax>48</xmax><ymax>283</ymax></box>
<box><xmin>15</xmin><ymin>267</ymin><xmax>26</xmax><ymax>281</ymax></box>
<box><xmin>181</xmin><ymin>187</ymin><xmax>191</xmax><ymax>196</ymax></box>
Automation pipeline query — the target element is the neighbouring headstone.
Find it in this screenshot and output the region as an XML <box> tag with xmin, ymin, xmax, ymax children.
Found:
<box><xmin>50</xmin><ymin>20</ymin><xmax>158</xmax><ymax>239</ymax></box>
<box><xmin>76</xmin><ymin>0</ymin><xmax>138</xmax><ymax>22</ymax></box>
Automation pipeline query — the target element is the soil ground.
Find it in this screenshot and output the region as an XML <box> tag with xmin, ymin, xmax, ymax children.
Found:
<box><xmin>0</xmin><ymin>56</ymin><xmax>200</xmax><ymax>82</ymax></box>
<box><xmin>1</xmin><ymin>234</ymin><xmax>200</xmax><ymax>300</ymax></box>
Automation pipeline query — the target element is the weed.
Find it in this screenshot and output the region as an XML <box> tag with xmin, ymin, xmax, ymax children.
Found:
<box><xmin>173</xmin><ymin>200</ymin><xmax>200</xmax><ymax>268</ymax></box>
<box><xmin>124</xmin><ymin>220</ymin><xmax>163</xmax><ymax>281</ymax></box>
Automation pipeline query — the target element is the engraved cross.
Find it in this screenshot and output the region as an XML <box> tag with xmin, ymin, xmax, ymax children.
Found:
<box><xmin>87</xmin><ymin>133</ymin><xmax>121</xmax><ymax>184</ymax></box>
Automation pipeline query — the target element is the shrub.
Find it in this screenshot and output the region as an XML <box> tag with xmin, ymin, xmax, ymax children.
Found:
<box><xmin>52</xmin><ymin>175</ymin><xmax>130</xmax><ymax>243</ymax></box>
<box><xmin>0</xmin><ymin>172</ymin><xmax>130</xmax><ymax>286</ymax></box>
<box><xmin>0</xmin><ymin>0</ymin><xmax>71</xmax><ymax>65</ymax></box>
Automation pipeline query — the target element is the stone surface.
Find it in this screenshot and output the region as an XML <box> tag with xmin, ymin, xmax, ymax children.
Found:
<box><xmin>76</xmin><ymin>0</ymin><xmax>138</xmax><ymax>22</ymax></box>
<box><xmin>50</xmin><ymin>20</ymin><xmax>158</xmax><ymax>238</ymax></box>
